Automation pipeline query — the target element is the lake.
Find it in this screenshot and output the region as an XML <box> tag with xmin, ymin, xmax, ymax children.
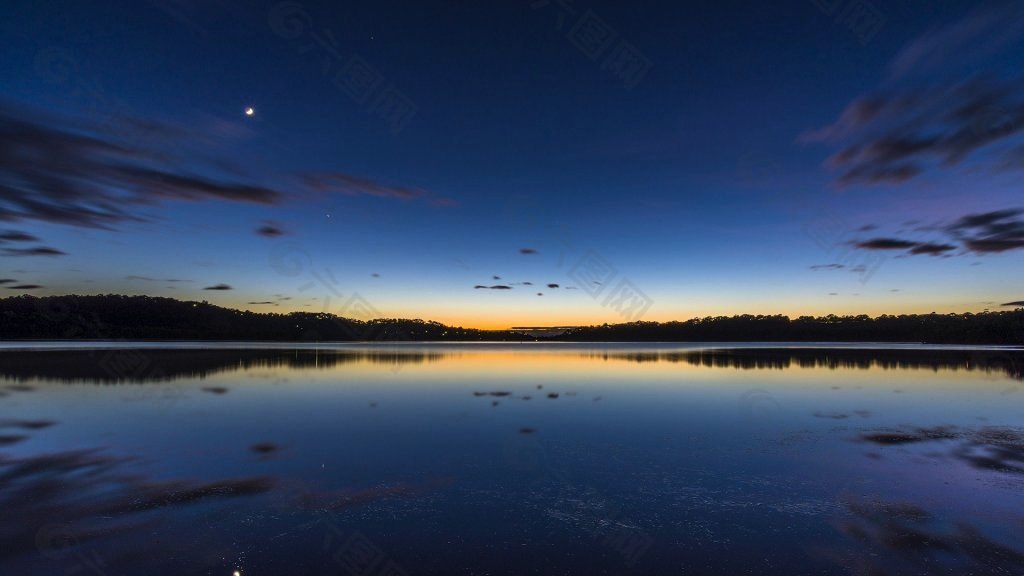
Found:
<box><xmin>1</xmin><ymin>343</ymin><xmax>1023</xmax><ymax>575</ymax></box>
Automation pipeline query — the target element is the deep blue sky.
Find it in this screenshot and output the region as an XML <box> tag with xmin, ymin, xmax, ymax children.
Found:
<box><xmin>2</xmin><ymin>0</ymin><xmax>1023</xmax><ymax>327</ymax></box>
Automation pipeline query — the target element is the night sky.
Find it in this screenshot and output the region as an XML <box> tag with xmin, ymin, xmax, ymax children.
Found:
<box><xmin>2</xmin><ymin>0</ymin><xmax>1023</xmax><ymax>328</ymax></box>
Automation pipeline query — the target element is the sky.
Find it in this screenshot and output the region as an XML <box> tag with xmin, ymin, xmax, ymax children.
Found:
<box><xmin>1</xmin><ymin>0</ymin><xmax>1023</xmax><ymax>329</ymax></box>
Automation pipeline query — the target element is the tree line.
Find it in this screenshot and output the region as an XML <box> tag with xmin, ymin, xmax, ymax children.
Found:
<box><xmin>1</xmin><ymin>295</ymin><xmax>1022</xmax><ymax>344</ymax></box>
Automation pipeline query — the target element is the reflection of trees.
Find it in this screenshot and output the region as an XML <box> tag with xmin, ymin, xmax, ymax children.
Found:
<box><xmin>590</xmin><ymin>349</ymin><xmax>1024</xmax><ymax>380</ymax></box>
<box><xmin>0</xmin><ymin>349</ymin><xmax>447</xmax><ymax>384</ymax></box>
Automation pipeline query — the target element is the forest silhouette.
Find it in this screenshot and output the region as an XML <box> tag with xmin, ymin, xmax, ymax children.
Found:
<box><xmin>1</xmin><ymin>295</ymin><xmax>1022</xmax><ymax>344</ymax></box>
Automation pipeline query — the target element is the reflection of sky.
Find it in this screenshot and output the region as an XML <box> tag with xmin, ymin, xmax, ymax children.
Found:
<box><xmin>2</xmin><ymin>346</ymin><xmax>1023</xmax><ymax>574</ymax></box>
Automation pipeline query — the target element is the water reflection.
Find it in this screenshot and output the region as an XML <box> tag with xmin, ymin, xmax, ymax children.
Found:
<box><xmin>0</xmin><ymin>346</ymin><xmax>1020</xmax><ymax>383</ymax></box>
<box><xmin>0</xmin><ymin>344</ymin><xmax>1022</xmax><ymax>575</ymax></box>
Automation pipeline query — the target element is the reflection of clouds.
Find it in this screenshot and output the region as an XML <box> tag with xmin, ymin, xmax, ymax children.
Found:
<box><xmin>0</xmin><ymin>446</ymin><xmax>272</xmax><ymax>566</ymax></box>
<box><xmin>823</xmin><ymin>496</ymin><xmax>1024</xmax><ymax>575</ymax></box>
<box><xmin>859</xmin><ymin>425</ymin><xmax>1024</xmax><ymax>475</ymax></box>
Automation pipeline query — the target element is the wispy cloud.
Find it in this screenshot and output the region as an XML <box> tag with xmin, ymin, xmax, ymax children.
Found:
<box><xmin>803</xmin><ymin>3</ymin><xmax>1024</xmax><ymax>186</ymax></box>
<box><xmin>889</xmin><ymin>2</ymin><xmax>1024</xmax><ymax>80</ymax></box>
<box><xmin>125</xmin><ymin>275</ymin><xmax>191</xmax><ymax>283</ymax></box>
<box><xmin>0</xmin><ymin>103</ymin><xmax>438</xmax><ymax>257</ymax></box>
<box><xmin>302</xmin><ymin>172</ymin><xmax>422</xmax><ymax>200</ymax></box>
<box><xmin>0</xmin><ymin>231</ymin><xmax>39</xmax><ymax>242</ymax></box>
<box><xmin>0</xmin><ymin>104</ymin><xmax>284</xmax><ymax>233</ymax></box>
<box><xmin>947</xmin><ymin>208</ymin><xmax>1024</xmax><ymax>253</ymax></box>
<box><xmin>848</xmin><ymin>208</ymin><xmax>1024</xmax><ymax>257</ymax></box>
<box><xmin>2</xmin><ymin>247</ymin><xmax>67</xmax><ymax>257</ymax></box>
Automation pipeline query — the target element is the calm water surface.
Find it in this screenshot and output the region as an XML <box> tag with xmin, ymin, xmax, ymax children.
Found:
<box><xmin>1</xmin><ymin>343</ymin><xmax>1023</xmax><ymax>575</ymax></box>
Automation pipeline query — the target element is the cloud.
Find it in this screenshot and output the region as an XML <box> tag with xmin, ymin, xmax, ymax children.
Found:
<box><xmin>853</xmin><ymin>238</ymin><xmax>957</xmax><ymax>257</ymax></box>
<box><xmin>256</xmin><ymin>222</ymin><xmax>286</xmax><ymax>237</ymax></box>
<box><xmin>247</xmin><ymin>301</ymin><xmax>277</xmax><ymax>305</ymax></box>
<box><xmin>909</xmin><ymin>242</ymin><xmax>957</xmax><ymax>255</ymax></box>
<box><xmin>1002</xmin><ymin>301</ymin><xmax>1024</xmax><ymax>307</ymax></box>
<box><xmin>125</xmin><ymin>276</ymin><xmax>191</xmax><ymax>283</ymax></box>
<box><xmin>6</xmin><ymin>284</ymin><xmax>41</xmax><ymax>289</ymax></box>
<box><xmin>802</xmin><ymin>3</ymin><xmax>1024</xmax><ymax>186</ymax></box>
<box><xmin>855</xmin><ymin>238</ymin><xmax>920</xmax><ymax>250</ymax></box>
<box><xmin>2</xmin><ymin>246</ymin><xmax>67</xmax><ymax>257</ymax></box>
<box><xmin>547</xmin><ymin>283</ymin><xmax>559</xmax><ymax>289</ymax></box>
<box><xmin>0</xmin><ymin>231</ymin><xmax>39</xmax><ymax>242</ymax></box>
<box><xmin>810</xmin><ymin>264</ymin><xmax>846</xmax><ymax>271</ymax></box>
<box><xmin>203</xmin><ymin>284</ymin><xmax>232</xmax><ymax>290</ymax></box>
<box><xmin>0</xmin><ymin>105</ymin><xmax>284</xmax><ymax>231</ymax></box>
<box><xmin>807</xmin><ymin>77</ymin><xmax>1024</xmax><ymax>185</ymax></box>
<box><xmin>520</xmin><ymin>248</ymin><xmax>538</xmax><ymax>255</ymax></box>
<box><xmin>302</xmin><ymin>172</ymin><xmax>422</xmax><ymax>200</ymax></box>
<box><xmin>888</xmin><ymin>3</ymin><xmax>1024</xmax><ymax>80</ymax></box>
<box><xmin>0</xmin><ymin>279</ymin><xmax>15</xmax><ymax>284</ymax></box>
<box><xmin>474</xmin><ymin>285</ymin><xmax>512</xmax><ymax>290</ymax></box>
<box><xmin>0</xmin><ymin>103</ymin><xmax>439</xmax><ymax>258</ymax></box>
<box><xmin>847</xmin><ymin>207</ymin><xmax>1024</xmax><ymax>258</ymax></box>
<box><xmin>948</xmin><ymin>208</ymin><xmax>1024</xmax><ymax>253</ymax></box>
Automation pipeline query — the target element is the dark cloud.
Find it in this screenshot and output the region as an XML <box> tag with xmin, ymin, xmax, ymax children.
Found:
<box><xmin>0</xmin><ymin>279</ymin><xmax>15</xmax><ymax>283</ymax></box>
<box><xmin>547</xmin><ymin>283</ymin><xmax>559</xmax><ymax>289</ymax></box>
<box><xmin>909</xmin><ymin>242</ymin><xmax>958</xmax><ymax>255</ymax></box>
<box><xmin>0</xmin><ymin>230</ymin><xmax>38</xmax><ymax>242</ymax></box>
<box><xmin>519</xmin><ymin>248</ymin><xmax>538</xmax><ymax>255</ymax></box>
<box><xmin>948</xmin><ymin>208</ymin><xmax>1024</xmax><ymax>253</ymax></box>
<box><xmin>848</xmin><ymin>208</ymin><xmax>1024</xmax><ymax>258</ymax></box>
<box><xmin>855</xmin><ymin>238</ymin><xmax>920</xmax><ymax>250</ymax></box>
<box><xmin>2</xmin><ymin>246</ymin><xmax>67</xmax><ymax>257</ymax></box>
<box><xmin>810</xmin><ymin>263</ymin><xmax>846</xmax><ymax>271</ymax></box>
<box><xmin>803</xmin><ymin>4</ymin><xmax>1024</xmax><ymax>187</ymax></box>
<box><xmin>474</xmin><ymin>285</ymin><xmax>512</xmax><ymax>290</ymax></box>
<box><xmin>203</xmin><ymin>284</ymin><xmax>232</xmax><ymax>290</ymax></box>
<box><xmin>492</xmin><ymin>275</ymin><xmax>501</xmax><ymax>280</ymax></box>
<box><xmin>371</xmin><ymin>273</ymin><xmax>380</xmax><ymax>278</ymax></box>
<box><xmin>247</xmin><ymin>301</ymin><xmax>276</xmax><ymax>305</ymax></box>
<box><xmin>256</xmin><ymin>222</ymin><xmax>286</xmax><ymax>237</ymax></box>
<box><xmin>856</xmin><ymin>224</ymin><xmax>878</xmax><ymax>232</ymax></box>
<box><xmin>0</xmin><ymin>105</ymin><xmax>284</xmax><ymax>231</ymax></box>
<box><xmin>7</xmin><ymin>284</ymin><xmax>41</xmax><ymax>289</ymax></box>
<box><xmin>1002</xmin><ymin>301</ymin><xmax>1024</xmax><ymax>307</ymax></box>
